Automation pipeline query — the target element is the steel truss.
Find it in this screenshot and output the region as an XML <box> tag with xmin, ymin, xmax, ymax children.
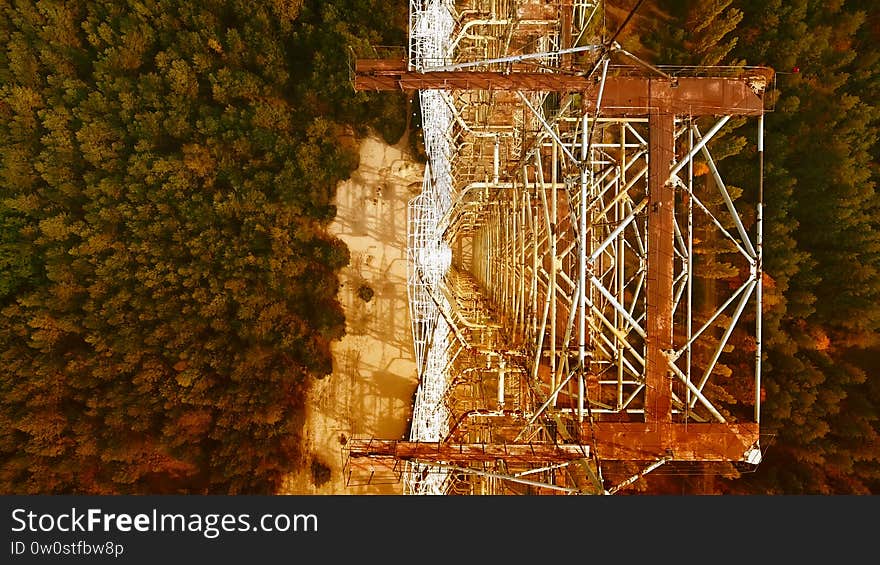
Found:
<box><xmin>346</xmin><ymin>0</ymin><xmax>770</xmax><ymax>495</ymax></box>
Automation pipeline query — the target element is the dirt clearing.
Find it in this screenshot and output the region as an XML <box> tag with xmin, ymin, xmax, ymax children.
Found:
<box><xmin>280</xmin><ymin>135</ymin><xmax>424</xmax><ymax>494</ymax></box>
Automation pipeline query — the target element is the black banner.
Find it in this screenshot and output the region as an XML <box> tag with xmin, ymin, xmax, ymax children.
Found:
<box><xmin>1</xmin><ymin>495</ymin><xmax>874</xmax><ymax>563</ymax></box>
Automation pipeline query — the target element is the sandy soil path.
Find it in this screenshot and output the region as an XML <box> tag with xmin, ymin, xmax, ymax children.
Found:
<box><xmin>281</xmin><ymin>135</ymin><xmax>424</xmax><ymax>494</ymax></box>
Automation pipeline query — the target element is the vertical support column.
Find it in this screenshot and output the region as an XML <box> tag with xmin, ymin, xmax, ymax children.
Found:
<box><xmin>645</xmin><ymin>110</ymin><xmax>674</xmax><ymax>425</ymax></box>
<box><xmin>486</xmin><ymin>217</ymin><xmax>493</xmax><ymax>301</ymax></box>
<box><xmin>520</xmin><ymin>187</ymin><xmax>527</xmax><ymax>338</ymax></box>
<box><xmin>578</xmin><ymin>114</ymin><xmax>589</xmax><ymax>423</ymax></box>
<box><xmin>501</xmin><ymin>204</ymin><xmax>507</xmax><ymax>313</ymax></box>
<box><xmin>504</xmin><ymin>202</ymin><xmax>511</xmax><ymax>325</ymax></box>
<box><xmin>686</xmin><ymin>119</ymin><xmax>694</xmax><ymax>417</ymax></box>
<box><xmin>512</xmin><ymin>184</ymin><xmax>519</xmax><ymax>337</ymax></box>
<box><xmin>550</xmin><ymin>141</ymin><xmax>559</xmax><ymax>405</ymax></box>
<box><xmin>494</xmin><ymin>137</ymin><xmax>500</xmax><ymax>184</ymax></box>
<box><xmin>617</xmin><ymin>122</ymin><xmax>626</xmax><ymax>411</ymax></box>
<box><xmin>560</xmin><ymin>6</ymin><xmax>572</xmax><ymax>69</ymax></box>
<box><xmin>498</xmin><ymin>358</ymin><xmax>506</xmax><ymax>408</ymax></box>
<box><xmin>531</xmin><ymin>189</ymin><xmax>538</xmax><ymax>339</ymax></box>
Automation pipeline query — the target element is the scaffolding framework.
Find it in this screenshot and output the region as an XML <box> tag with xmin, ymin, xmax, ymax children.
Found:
<box><xmin>346</xmin><ymin>0</ymin><xmax>771</xmax><ymax>495</ymax></box>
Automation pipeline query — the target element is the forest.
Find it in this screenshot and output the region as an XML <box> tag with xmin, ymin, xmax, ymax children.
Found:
<box><xmin>1</xmin><ymin>0</ymin><xmax>877</xmax><ymax>494</ymax></box>
<box><xmin>636</xmin><ymin>0</ymin><xmax>880</xmax><ymax>493</ymax></box>
<box><xmin>0</xmin><ymin>0</ymin><xmax>407</xmax><ymax>494</ymax></box>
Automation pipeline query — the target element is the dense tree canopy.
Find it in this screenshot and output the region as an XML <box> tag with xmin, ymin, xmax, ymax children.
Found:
<box><xmin>725</xmin><ymin>0</ymin><xmax>880</xmax><ymax>494</ymax></box>
<box><xmin>0</xmin><ymin>0</ymin><xmax>407</xmax><ymax>494</ymax></box>
<box><xmin>638</xmin><ymin>0</ymin><xmax>880</xmax><ymax>494</ymax></box>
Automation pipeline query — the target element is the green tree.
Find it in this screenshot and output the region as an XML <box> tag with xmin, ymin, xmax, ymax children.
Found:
<box><xmin>0</xmin><ymin>0</ymin><xmax>405</xmax><ymax>494</ymax></box>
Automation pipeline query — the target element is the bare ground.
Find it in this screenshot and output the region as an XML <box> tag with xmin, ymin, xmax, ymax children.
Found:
<box><xmin>280</xmin><ymin>135</ymin><xmax>424</xmax><ymax>494</ymax></box>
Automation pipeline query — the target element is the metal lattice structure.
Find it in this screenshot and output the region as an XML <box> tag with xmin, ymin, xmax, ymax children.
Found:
<box><xmin>345</xmin><ymin>0</ymin><xmax>772</xmax><ymax>495</ymax></box>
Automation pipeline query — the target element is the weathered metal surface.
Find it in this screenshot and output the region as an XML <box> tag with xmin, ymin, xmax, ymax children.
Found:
<box><xmin>349</xmin><ymin>422</ymin><xmax>758</xmax><ymax>465</ymax></box>
<box><xmin>588</xmin><ymin>423</ymin><xmax>760</xmax><ymax>461</ymax></box>
<box><xmin>348</xmin><ymin>439</ymin><xmax>590</xmax><ymax>464</ymax></box>
<box><xmin>354</xmin><ymin>60</ymin><xmax>769</xmax><ymax>116</ymax></box>
<box><xmin>644</xmin><ymin>111</ymin><xmax>675</xmax><ymax>424</ymax></box>
<box><xmin>343</xmin><ymin>453</ymin><xmax>402</xmax><ymax>486</ymax></box>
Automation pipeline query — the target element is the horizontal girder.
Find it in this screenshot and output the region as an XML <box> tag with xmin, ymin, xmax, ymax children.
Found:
<box><xmin>349</xmin><ymin>422</ymin><xmax>758</xmax><ymax>464</ymax></box>
<box><xmin>354</xmin><ymin>59</ymin><xmax>771</xmax><ymax>116</ymax></box>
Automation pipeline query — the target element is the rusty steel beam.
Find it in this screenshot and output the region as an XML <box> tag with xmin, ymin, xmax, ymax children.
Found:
<box><xmin>349</xmin><ymin>422</ymin><xmax>758</xmax><ymax>466</ymax></box>
<box><xmin>347</xmin><ymin>439</ymin><xmax>590</xmax><ymax>464</ymax></box>
<box><xmin>645</xmin><ymin>111</ymin><xmax>675</xmax><ymax>425</ymax></box>
<box><xmin>354</xmin><ymin>59</ymin><xmax>770</xmax><ymax>116</ymax></box>
<box><xmin>589</xmin><ymin>423</ymin><xmax>759</xmax><ymax>462</ymax></box>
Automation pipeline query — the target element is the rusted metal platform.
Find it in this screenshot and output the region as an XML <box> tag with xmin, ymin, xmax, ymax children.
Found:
<box><xmin>354</xmin><ymin>59</ymin><xmax>770</xmax><ymax>117</ymax></box>
<box><xmin>348</xmin><ymin>439</ymin><xmax>590</xmax><ymax>464</ymax></box>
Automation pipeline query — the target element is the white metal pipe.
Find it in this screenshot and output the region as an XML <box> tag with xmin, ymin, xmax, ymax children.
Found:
<box><xmin>626</xmin><ymin>198</ymin><xmax>647</xmax><ymax>256</ymax></box>
<box><xmin>694</xmin><ymin>125</ymin><xmax>757</xmax><ymax>259</ymax></box>
<box><xmin>498</xmin><ymin>358</ymin><xmax>506</xmax><ymax>407</ymax></box>
<box><xmin>425</xmin><ymin>461</ymin><xmax>582</xmax><ymax>494</ymax></box>
<box><xmin>628</xmin><ymin>271</ymin><xmax>645</xmax><ymax>318</ymax></box>
<box><xmin>689</xmin><ymin>280</ymin><xmax>757</xmax><ymax>407</ymax></box>
<box><xmin>624</xmin><ymin>121</ymin><xmax>648</xmax><ymax>144</ymax></box>
<box><xmin>667</xmin><ymin>358</ymin><xmax>726</xmax><ymax>423</ymax></box>
<box><xmin>578</xmin><ymin>113</ymin><xmax>589</xmax><ymax>423</ymax></box>
<box><xmin>493</xmin><ymin>138</ymin><xmax>500</xmax><ymax>184</ymax></box>
<box><xmin>531</xmin><ymin>193</ymin><xmax>539</xmax><ymax>339</ymax></box>
<box><xmin>607</xmin><ymin>458</ymin><xmax>669</xmax><ymax>495</ymax></box>
<box><xmin>755</xmin><ymin>114</ymin><xmax>764</xmax><ymax>423</ymax></box>
<box><xmin>674</xmin><ymin>278</ymin><xmax>753</xmax><ymax>357</ymax></box>
<box><xmin>596</xmin><ymin>160</ymin><xmax>647</xmax><ymax>220</ymax></box>
<box><xmin>595</xmin><ymin>57</ymin><xmax>610</xmax><ymax>114</ymax></box>
<box><xmin>590</xmin><ymin>276</ymin><xmax>647</xmax><ymax>338</ymax></box>
<box><xmin>687</xmin><ymin>121</ymin><xmax>694</xmax><ymax>412</ymax></box>
<box><xmin>620</xmin><ymin>384</ymin><xmax>646</xmax><ymax>411</ymax></box>
<box><xmin>550</xmin><ymin>141</ymin><xmax>559</xmax><ymax>399</ymax></box>
<box><xmin>618</xmin><ymin>122</ymin><xmax>627</xmax><ymax>410</ymax></box>
<box><xmin>532</xmin><ymin>283</ymin><xmax>552</xmax><ymax>382</ymax></box>
<box><xmin>589</xmin><ymin>198</ymin><xmax>648</xmax><ymax>262</ymax></box>
<box><xmin>520</xmin><ymin>189</ymin><xmax>527</xmax><ymax>336</ymax></box>
<box><xmin>518</xmin><ymin>92</ymin><xmax>579</xmax><ymax>163</ymax></box>
<box><xmin>431</xmin><ymin>43</ymin><xmax>602</xmax><ymax>72</ymax></box>
<box><xmin>514</xmin><ymin>460</ymin><xmax>576</xmax><ymax>478</ymax></box>
<box><xmin>670</xmin><ymin>115</ymin><xmax>731</xmax><ymax>178</ymax></box>
<box><xmin>679</xmin><ymin>178</ymin><xmax>755</xmax><ymax>262</ymax></box>
<box><xmin>450</xmin><ymin>18</ymin><xmax>511</xmax><ymax>50</ymax></box>
<box><xmin>519</xmin><ymin>368</ymin><xmax>576</xmax><ymax>435</ymax></box>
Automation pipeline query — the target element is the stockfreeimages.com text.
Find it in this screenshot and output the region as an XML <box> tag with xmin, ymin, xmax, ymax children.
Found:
<box><xmin>11</xmin><ymin>508</ymin><xmax>317</xmax><ymax>539</ymax></box>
